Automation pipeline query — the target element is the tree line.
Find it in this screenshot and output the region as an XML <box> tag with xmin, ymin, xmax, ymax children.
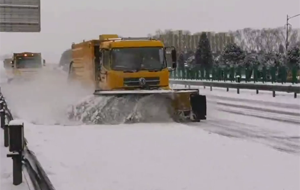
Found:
<box><xmin>152</xmin><ymin>27</ymin><xmax>300</xmax><ymax>70</ymax></box>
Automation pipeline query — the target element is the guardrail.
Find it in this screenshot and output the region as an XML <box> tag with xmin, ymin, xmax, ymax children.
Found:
<box><xmin>170</xmin><ymin>79</ymin><xmax>300</xmax><ymax>98</ymax></box>
<box><xmin>0</xmin><ymin>88</ymin><xmax>55</xmax><ymax>190</ymax></box>
<box><xmin>170</xmin><ymin>66</ymin><xmax>299</xmax><ymax>84</ymax></box>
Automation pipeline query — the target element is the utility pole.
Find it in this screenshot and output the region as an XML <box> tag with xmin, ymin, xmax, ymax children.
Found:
<box><xmin>285</xmin><ymin>14</ymin><xmax>300</xmax><ymax>52</ymax></box>
<box><xmin>285</xmin><ymin>15</ymin><xmax>289</xmax><ymax>52</ymax></box>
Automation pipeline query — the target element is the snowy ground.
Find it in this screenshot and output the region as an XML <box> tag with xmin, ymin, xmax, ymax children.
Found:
<box><xmin>1</xmin><ymin>63</ymin><xmax>300</xmax><ymax>190</ymax></box>
<box><xmin>0</xmin><ymin>132</ymin><xmax>30</xmax><ymax>190</ymax></box>
<box><xmin>20</xmin><ymin>121</ymin><xmax>300</xmax><ymax>190</ymax></box>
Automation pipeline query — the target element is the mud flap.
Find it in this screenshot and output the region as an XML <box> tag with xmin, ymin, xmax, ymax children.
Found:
<box><xmin>190</xmin><ymin>94</ymin><xmax>207</xmax><ymax>121</ymax></box>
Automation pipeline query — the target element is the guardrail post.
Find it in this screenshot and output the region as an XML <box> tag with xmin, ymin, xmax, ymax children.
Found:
<box><xmin>0</xmin><ymin>98</ymin><xmax>4</xmax><ymax>129</ymax></box>
<box><xmin>0</xmin><ymin>98</ymin><xmax>9</xmax><ymax>147</ymax></box>
<box><xmin>4</xmin><ymin>124</ymin><xmax>9</xmax><ymax>147</ymax></box>
<box><xmin>7</xmin><ymin>122</ymin><xmax>24</xmax><ymax>186</ymax></box>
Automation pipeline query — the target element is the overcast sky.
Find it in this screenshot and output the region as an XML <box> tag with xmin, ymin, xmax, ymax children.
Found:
<box><xmin>0</xmin><ymin>0</ymin><xmax>299</xmax><ymax>62</ymax></box>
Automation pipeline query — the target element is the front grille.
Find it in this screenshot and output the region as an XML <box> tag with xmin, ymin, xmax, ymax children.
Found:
<box><xmin>124</xmin><ymin>77</ymin><xmax>160</xmax><ymax>87</ymax></box>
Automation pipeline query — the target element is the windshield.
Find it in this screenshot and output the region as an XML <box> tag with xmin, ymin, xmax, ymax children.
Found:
<box><xmin>111</xmin><ymin>47</ymin><xmax>165</xmax><ymax>71</ymax></box>
<box><xmin>16</xmin><ymin>57</ymin><xmax>42</xmax><ymax>68</ymax></box>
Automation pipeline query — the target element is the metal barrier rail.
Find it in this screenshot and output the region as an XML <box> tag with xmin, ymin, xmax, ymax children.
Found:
<box><xmin>170</xmin><ymin>79</ymin><xmax>300</xmax><ymax>98</ymax></box>
<box><xmin>0</xmin><ymin>88</ymin><xmax>55</xmax><ymax>190</ymax></box>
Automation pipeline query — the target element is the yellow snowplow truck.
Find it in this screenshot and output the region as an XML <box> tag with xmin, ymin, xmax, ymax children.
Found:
<box><xmin>68</xmin><ymin>34</ymin><xmax>206</xmax><ymax>122</ymax></box>
<box><xmin>9</xmin><ymin>52</ymin><xmax>45</xmax><ymax>82</ymax></box>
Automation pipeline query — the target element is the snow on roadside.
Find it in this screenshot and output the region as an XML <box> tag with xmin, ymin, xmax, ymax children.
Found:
<box><xmin>0</xmin><ymin>132</ymin><xmax>29</xmax><ymax>190</ymax></box>
<box><xmin>23</xmin><ymin>121</ymin><xmax>300</xmax><ymax>190</ymax></box>
<box><xmin>172</xmin><ymin>84</ymin><xmax>300</xmax><ymax>106</ymax></box>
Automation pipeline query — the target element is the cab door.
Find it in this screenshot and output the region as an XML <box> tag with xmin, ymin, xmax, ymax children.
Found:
<box><xmin>98</xmin><ymin>49</ymin><xmax>109</xmax><ymax>90</ymax></box>
<box><xmin>94</xmin><ymin>45</ymin><xmax>101</xmax><ymax>90</ymax></box>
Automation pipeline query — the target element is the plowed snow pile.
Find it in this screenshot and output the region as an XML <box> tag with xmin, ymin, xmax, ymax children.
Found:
<box><xmin>68</xmin><ymin>94</ymin><xmax>173</xmax><ymax>124</ymax></box>
<box><xmin>1</xmin><ymin>64</ymin><xmax>174</xmax><ymax>125</ymax></box>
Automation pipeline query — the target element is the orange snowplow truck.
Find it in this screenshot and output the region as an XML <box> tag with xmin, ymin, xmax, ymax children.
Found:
<box><xmin>68</xmin><ymin>34</ymin><xmax>206</xmax><ymax>122</ymax></box>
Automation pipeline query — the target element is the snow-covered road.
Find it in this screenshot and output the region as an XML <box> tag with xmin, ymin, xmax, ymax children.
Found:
<box><xmin>171</xmin><ymin>84</ymin><xmax>300</xmax><ymax>155</ymax></box>
<box><xmin>19</xmin><ymin>121</ymin><xmax>300</xmax><ymax>190</ymax></box>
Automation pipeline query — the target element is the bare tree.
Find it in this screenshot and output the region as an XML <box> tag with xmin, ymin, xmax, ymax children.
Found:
<box><xmin>273</xmin><ymin>27</ymin><xmax>300</xmax><ymax>51</ymax></box>
<box><xmin>231</xmin><ymin>27</ymin><xmax>300</xmax><ymax>53</ymax></box>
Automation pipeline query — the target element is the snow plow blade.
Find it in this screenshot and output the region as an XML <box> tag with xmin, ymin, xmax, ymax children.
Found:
<box><xmin>94</xmin><ymin>89</ymin><xmax>206</xmax><ymax>122</ymax></box>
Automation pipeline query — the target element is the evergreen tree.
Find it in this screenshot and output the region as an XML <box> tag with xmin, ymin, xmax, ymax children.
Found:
<box><xmin>195</xmin><ymin>32</ymin><xmax>213</xmax><ymax>69</ymax></box>
<box><xmin>243</xmin><ymin>52</ymin><xmax>257</xmax><ymax>68</ymax></box>
<box><xmin>221</xmin><ymin>43</ymin><xmax>245</xmax><ymax>67</ymax></box>
<box><xmin>287</xmin><ymin>45</ymin><xmax>300</xmax><ymax>68</ymax></box>
<box><xmin>263</xmin><ymin>52</ymin><xmax>277</xmax><ymax>68</ymax></box>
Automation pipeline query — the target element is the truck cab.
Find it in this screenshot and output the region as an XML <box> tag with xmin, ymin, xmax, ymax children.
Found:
<box><xmin>70</xmin><ymin>35</ymin><xmax>177</xmax><ymax>91</ymax></box>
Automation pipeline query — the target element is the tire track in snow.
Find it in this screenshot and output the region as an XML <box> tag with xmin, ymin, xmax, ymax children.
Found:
<box><xmin>188</xmin><ymin>95</ymin><xmax>300</xmax><ymax>155</ymax></box>
<box><xmin>176</xmin><ymin>83</ymin><xmax>300</xmax><ymax>155</ymax></box>
<box><xmin>208</xmin><ymin>94</ymin><xmax>300</xmax><ymax>110</ymax></box>
<box><xmin>219</xmin><ymin>109</ymin><xmax>300</xmax><ymax>125</ymax></box>
<box><xmin>208</xmin><ymin>100</ymin><xmax>300</xmax><ymax>117</ymax></box>
<box><xmin>189</xmin><ymin>119</ymin><xmax>300</xmax><ymax>155</ymax></box>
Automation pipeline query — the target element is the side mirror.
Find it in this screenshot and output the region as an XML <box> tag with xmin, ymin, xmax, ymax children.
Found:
<box><xmin>171</xmin><ymin>49</ymin><xmax>177</xmax><ymax>69</ymax></box>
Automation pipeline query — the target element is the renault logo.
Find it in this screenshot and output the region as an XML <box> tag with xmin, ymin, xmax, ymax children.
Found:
<box><xmin>139</xmin><ymin>78</ymin><xmax>146</xmax><ymax>86</ymax></box>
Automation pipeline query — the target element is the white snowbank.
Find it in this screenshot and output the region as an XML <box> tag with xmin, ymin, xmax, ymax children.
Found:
<box><xmin>69</xmin><ymin>93</ymin><xmax>174</xmax><ymax>124</ymax></box>
<box><xmin>23</xmin><ymin>122</ymin><xmax>300</xmax><ymax>190</ymax></box>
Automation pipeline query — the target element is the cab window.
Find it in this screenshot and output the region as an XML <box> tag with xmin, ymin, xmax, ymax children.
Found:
<box><xmin>102</xmin><ymin>50</ymin><xmax>110</xmax><ymax>69</ymax></box>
